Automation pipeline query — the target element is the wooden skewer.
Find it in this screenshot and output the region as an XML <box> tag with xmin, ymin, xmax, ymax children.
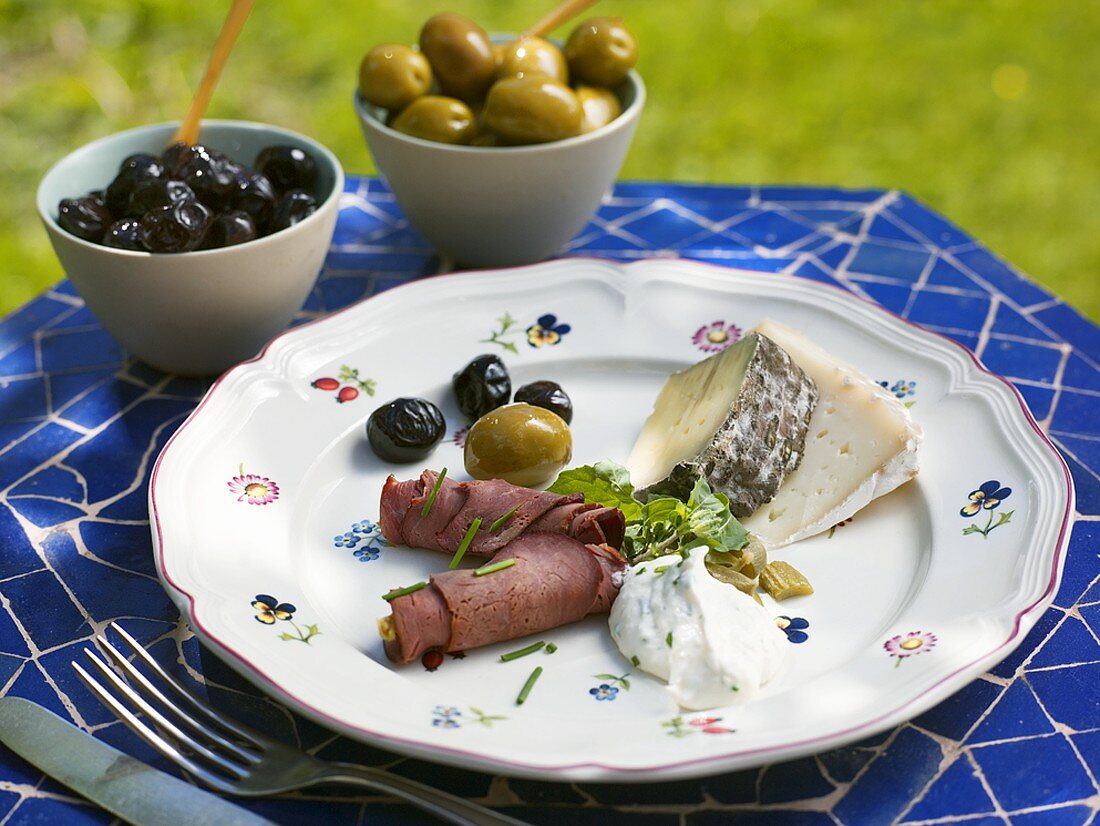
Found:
<box><xmin>521</xmin><ymin>0</ymin><xmax>601</xmax><ymax>40</ymax></box>
<box><xmin>171</xmin><ymin>0</ymin><xmax>257</xmax><ymax>147</ymax></box>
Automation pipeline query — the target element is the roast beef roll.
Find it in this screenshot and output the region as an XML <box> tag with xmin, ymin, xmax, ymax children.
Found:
<box><xmin>379</xmin><ymin>470</ymin><xmax>625</xmax><ymax>556</ymax></box>
<box><xmin>379</xmin><ymin>532</ymin><xmax>627</xmax><ymax>664</ymax></box>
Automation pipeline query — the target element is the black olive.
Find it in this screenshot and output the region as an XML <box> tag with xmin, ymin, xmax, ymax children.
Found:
<box><xmin>231</xmin><ymin>169</ymin><xmax>277</xmax><ymax>233</ymax></box>
<box><xmin>366</xmin><ymin>398</ymin><xmax>446</xmax><ymax>463</ymax></box>
<box><xmin>452</xmin><ymin>354</ymin><xmax>511</xmax><ymax>422</ymax></box>
<box><xmin>139</xmin><ymin>200</ymin><xmax>212</xmax><ymax>253</ymax></box>
<box><xmin>201</xmin><ymin>210</ymin><xmax>257</xmax><ymax>249</ymax></box>
<box><xmin>174</xmin><ymin>144</ymin><xmax>238</xmax><ymax>209</ymax></box>
<box><xmin>514</xmin><ymin>380</ymin><xmax>573</xmax><ymax>424</ymax></box>
<box><xmin>102</xmin><ymin>218</ymin><xmax>145</xmax><ymax>250</ymax></box>
<box><xmin>57</xmin><ymin>195</ymin><xmax>113</xmax><ymax>242</ymax></box>
<box><xmin>255</xmin><ymin>145</ymin><xmax>318</xmax><ymax>192</ymax></box>
<box><xmin>127</xmin><ymin>178</ymin><xmax>195</xmax><ymax>216</ymax></box>
<box><xmin>104</xmin><ymin>153</ymin><xmax>164</xmax><ymax>217</ymax></box>
<box><xmin>270</xmin><ymin>189</ymin><xmax>318</xmax><ymax>231</ymax></box>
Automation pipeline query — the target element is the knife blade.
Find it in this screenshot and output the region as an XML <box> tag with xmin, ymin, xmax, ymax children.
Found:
<box><xmin>0</xmin><ymin>696</ymin><xmax>276</xmax><ymax>826</ymax></box>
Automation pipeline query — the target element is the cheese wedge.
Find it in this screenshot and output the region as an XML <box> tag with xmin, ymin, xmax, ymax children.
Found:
<box><xmin>627</xmin><ymin>332</ymin><xmax>817</xmax><ymax>517</ymax></box>
<box><xmin>741</xmin><ymin>319</ymin><xmax>922</xmax><ymax>547</ymax></box>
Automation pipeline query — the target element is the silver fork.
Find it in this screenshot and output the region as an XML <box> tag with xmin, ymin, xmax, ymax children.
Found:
<box><xmin>73</xmin><ymin>622</ymin><xmax>526</xmax><ymax>826</ymax></box>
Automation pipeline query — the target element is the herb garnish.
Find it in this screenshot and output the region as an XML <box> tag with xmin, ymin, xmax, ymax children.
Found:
<box><xmin>420</xmin><ymin>468</ymin><xmax>448</xmax><ymax>517</ymax></box>
<box><xmin>449</xmin><ymin>516</ymin><xmax>482</xmax><ymax>569</ymax></box>
<box><xmin>501</xmin><ymin>641</ymin><xmax>545</xmax><ymax>662</ymax></box>
<box><xmin>474</xmin><ymin>558</ymin><xmax>516</xmax><ymax>577</ymax></box>
<box><xmin>382</xmin><ymin>582</ymin><xmax>427</xmax><ymax>601</ymax></box>
<box><xmin>516</xmin><ymin>666</ymin><xmax>543</xmax><ymax>705</ymax></box>
<box><xmin>489</xmin><ymin>505</ymin><xmax>520</xmax><ymax>532</ymax></box>
<box><xmin>666</xmin><ymin>631</ymin><xmax>673</xmax><ymax>647</ymax></box>
<box><xmin>549</xmin><ymin>461</ymin><xmax>749</xmax><ymax>564</ymax></box>
<box><xmin>545</xmin><ymin>643</ymin><xmax>558</xmax><ymax>654</ymax></box>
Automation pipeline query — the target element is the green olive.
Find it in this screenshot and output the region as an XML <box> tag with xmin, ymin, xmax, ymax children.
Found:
<box><xmin>391</xmin><ymin>96</ymin><xmax>478</xmax><ymax>144</ymax></box>
<box><xmin>419</xmin><ymin>13</ymin><xmax>496</xmax><ymax>103</ymax></box>
<box><xmin>359</xmin><ymin>43</ymin><xmax>433</xmax><ymax>111</ymax></box>
<box><xmin>575</xmin><ymin>85</ymin><xmax>622</xmax><ymax>133</ymax></box>
<box><xmin>564</xmin><ymin>17</ymin><xmax>638</xmax><ymax>87</ymax></box>
<box><xmin>483</xmin><ymin>75</ymin><xmax>582</xmax><ymax>145</ymax></box>
<box><xmin>495</xmin><ymin>37</ymin><xmax>568</xmax><ymax>83</ymax></box>
<box><xmin>464</xmin><ymin>403</ymin><xmax>572</xmax><ymax>487</ymax></box>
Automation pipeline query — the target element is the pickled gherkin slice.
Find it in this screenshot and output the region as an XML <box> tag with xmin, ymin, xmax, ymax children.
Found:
<box><xmin>759</xmin><ymin>561</ymin><xmax>814</xmax><ymax>600</ymax></box>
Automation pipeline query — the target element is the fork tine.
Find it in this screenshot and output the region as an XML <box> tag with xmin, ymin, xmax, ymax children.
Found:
<box><xmin>107</xmin><ymin>622</ymin><xmax>262</xmax><ymax>746</ymax></box>
<box><xmin>93</xmin><ymin>633</ymin><xmax>259</xmax><ymax>765</ymax></box>
<box><xmin>73</xmin><ymin>660</ymin><xmax>236</xmax><ymax>794</ymax></box>
<box><xmin>80</xmin><ymin>648</ymin><xmax>247</xmax><ymax>780</ymax></box>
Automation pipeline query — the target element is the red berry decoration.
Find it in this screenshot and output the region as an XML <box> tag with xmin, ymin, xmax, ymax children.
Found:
<box><xmin>311</xmin><ymin>377</ymin><xmax>339</xmax><ymax>391</ymax></box>
<box><xmin>421</xmin><ymin>650</ymin><xmax>444</xmax><ymax>671</ymax></box>
<box><xmin>337</xmin><ymin>386</ymin><xmax>360</xmax><ymax>404</ymax></box>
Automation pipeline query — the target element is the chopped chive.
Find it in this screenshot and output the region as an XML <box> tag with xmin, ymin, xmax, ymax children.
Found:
<box><xmin>500</xmin><ymin>641</ymin><xmax>545</xmax><ymax>662</ymax></box>
<box><xmin>731</xmin><ymin>686</ymin><xmax>740</xmax><ymax>692</ymax></box>
<box><xmin>545</xmin><ymin>643</ymin><xmax>558</xmax><ymax>654</ymax></box>
<box><xmin>630</xmin><ymin>655</ymin><xmax>640</xmax><ymax>667</ymax></box>
<box><xmin>635</xmin><ymin>567</ymin><xmax>647</xmax><ymax>575</ymax></box>
<box><xmin>474</xmin><ymin>558</ymin><xmax>516</xmax><ymax>577</ymax></box>
<box><xmin>516</xmin><ymin>666</ymin><xmax>543</xmax><ymax>705</ymax></box>
<box><xmin>489</xmin><ymin>505</ymin><xmax>520</xmax><ymax>533</ymax></box>
<box><xmin>665</xmin><ymin>631</ymin><xmax>673</xmax><ymax>647</ymax></box>
<box><xmin>420</xmin><ymin>468</ymin><xmax>448</xmax><ymax>517</ymax></box>
<box><xmin>382</xmin><ymin>581</ymin><xmax>427</xmax><ymax>601</ymax></box>
<box><xmin>653</xmin><ymin>565</ymin><xmax>669</xmax><ymax>575</ymax></box>
<box><xmin>449</xmin><ymin>516</ymin><xmax>483</xmax><ymax>570</ymax></box>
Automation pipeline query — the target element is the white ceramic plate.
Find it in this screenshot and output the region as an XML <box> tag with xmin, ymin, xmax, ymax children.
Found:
<box><xmin>151</xmin><ymin>259</ymin><xmax>1073</xmax><ymax>781</ymax></box>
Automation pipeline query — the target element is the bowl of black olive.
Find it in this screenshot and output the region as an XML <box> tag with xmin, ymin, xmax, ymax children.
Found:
<box><xmin>36</xmin><ymin>120</ymin><xmax>344</xmax><ymax>376</ymax></box>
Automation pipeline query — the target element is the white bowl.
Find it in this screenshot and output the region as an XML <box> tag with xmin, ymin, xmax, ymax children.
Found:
<box><xmin>37</xmin><ymin>120</ymin><xmax>344</xmax><ymax>376</ymax></box>
<box><xmin>354</xmin><ymin>71</ymin><xmax>644</xmax><ymax>268</ymax></box>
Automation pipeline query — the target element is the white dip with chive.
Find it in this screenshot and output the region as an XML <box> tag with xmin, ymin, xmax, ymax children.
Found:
<box><xmin>609</xmin><ymin>547</ymin><xmax>789</xmax><ymax>710</ymax></box>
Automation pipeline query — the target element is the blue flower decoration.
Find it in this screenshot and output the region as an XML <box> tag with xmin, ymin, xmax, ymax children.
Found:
<box><xmin>333</xmin><ymin>532</ymin><xmax>359</xmax><ymax>548</ymax></box>
<box><xmin>527</xmin><ymin>314</ymin><xmax>571</xmax><ymax>348</ymax></box>
<box><xmin>351</xmin><ymin>520</ymin><xmax>375</xmax><ymax>534</ymax></box>
<box><xmin>589</xmin><ymin>684</ymin><xmax>619</xmax><ymax>701</ymax></box>
<box><xmin>890</xmin><ymin>379</ymin><xmax>916</xmax><ymax>398</ymax></box>
<box><xmin>879</xmin><ymin>379</ymin><xmax>916</xmax><ymax>399</ymax></box>
<box><xmin>961</xmin><ymin>480</ymin><xmax>1011</xmax><ymax>517</ymax></box>
<box><xmin>775</xmin><ymin>616</ymin><xmax>810</xmax><ymax>644</ymax></box>
<box><xmin>432</xmin><ymin>717</ymin><xmax>460</xmax><ymax>728</ymax></box>
<box><xmin>354</xmin><ymin>546</ymin><xmax>380</xmax><ymax>562</ymax></box>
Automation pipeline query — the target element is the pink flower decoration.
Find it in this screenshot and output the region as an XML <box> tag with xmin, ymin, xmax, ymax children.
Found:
<box><xmin>689</xmin><ymin>717</ymin><xmax>721</xmax><ymax>727</ymax></box>
<box><xmin>228</xmin><ymin>465</ymin><xmax>280</xmax><ymax>506</ymax></box>
<box><xmin>693</xmin><ymin>321</ymin><xmax>741</xmax><ymax>353</ymax></box>
<box><xmin>702</xmin><ymin>726</ymin><xmax>735</xmax><ymax>735</ymax></box>
<box><xmin>452</xmin><ymin>428</ymin><xmax>468</xmax><ymax>448</ymax></box>
<box><xmin>884</xmin><ymin>630</ymin><xmax>937</xmax><ymax>666</ymax></box>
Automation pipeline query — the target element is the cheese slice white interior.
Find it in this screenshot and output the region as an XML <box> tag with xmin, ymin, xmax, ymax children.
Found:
<box><xmin>741</xmin><ymin>319</ymin><xmax>922</xmax><ymax>547</ymax></box>
<box><xmin>627</xmin><ymin>335</ymin><xmax>758</xmax><ymax>489</ymax></box>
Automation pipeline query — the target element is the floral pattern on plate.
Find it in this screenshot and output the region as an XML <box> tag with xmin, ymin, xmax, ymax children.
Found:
<box><xmin>252</xmin><ymin>594</ymin><xmax>320</xmax><ymax>644</ymax></box>
<box><xmin>432</xmin><ymin>705</ymin><xmax>507</xmax><ymax>729</ymax></box>
<box><xmin>333</xmin><ymin>518</ymin><xmax>388</xmax><ymax>561</ymax></box>
<box><xmin>884</xmin><ymin>631</ymin><xmax>937</xmax><ymax>666</ymax></box>
<box><xmin>589</xmin><ymin>671</ymin><xmax>632</xmax><ymax>701</ymax></box>
<box><xmin>480</xmin><ymin>312</ymin><xmax>571</xmax><ymax>354</ymax></box>
<box><xmin>662</xmin><ymin>716</ymin><xmax>735</xmax><ymax>737</ymax></box>
<box><xmin>775</xmin><ymin>616</ymin><xmax>810</xmax><ymax>644</ymax></box>
<box><xmin>311</xmin><ymin>365</ymin><xmax>377</xmax><ymax>404</ymax></box>
<box><xmin>879</xmin><ymin>378</ymin><xmax>917</xmax><ymax>407</ymax></box>
<box><xmin>693</xmin><ymin>321</ymin><xmax>741</xmax><ymax>353</ymax></box>
<box><xmin>961</xmin><ymin>480</ymin><xmax>1014</xmax><ymax>538</ymax></box>
<box><xmin>228</xmin><ymin>464</ymin><xmax>280</xmax><ymax>505</ymax></box>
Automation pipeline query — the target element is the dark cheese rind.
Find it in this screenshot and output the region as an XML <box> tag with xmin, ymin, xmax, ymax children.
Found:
<box><xmin>640</xmin><ymin>334</ymin><xmax>818</xmax><ymax>516</ymax></box>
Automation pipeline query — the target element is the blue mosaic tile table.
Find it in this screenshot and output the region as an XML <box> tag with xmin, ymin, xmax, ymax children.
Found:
<box><xmin>1</xmin><ymin>178</ymin><xmax>1098</xmax><ymax>825</ymax></box>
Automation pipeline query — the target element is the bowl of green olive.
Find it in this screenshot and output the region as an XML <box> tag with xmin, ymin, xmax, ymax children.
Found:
<box><xmin>354</xmin><ymin>14</ymin><xmax>644</xmax><ymax>268</ymax></box>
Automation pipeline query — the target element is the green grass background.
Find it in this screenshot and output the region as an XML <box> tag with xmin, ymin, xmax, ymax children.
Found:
<box><xmin>2</xmin><ymin>0</ymin><xmax>1097</xmax><ymax>320</ymax></box>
